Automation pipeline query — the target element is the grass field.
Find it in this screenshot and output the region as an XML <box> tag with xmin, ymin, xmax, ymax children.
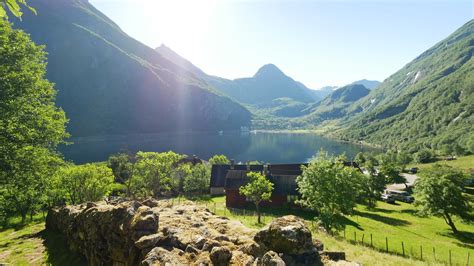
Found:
<box><xmin>192</xmin><ymin>196</ymin><xmax>473</xmax><ymax>266</ymax></box>
<box><xmin>409</xmin><ymin>155</ymin><xmax>474</xmax><ymax>173</ymax></box>
<box><xmin>0</xmin><ymin>216</ymin><xmax>83</xmax><ymax>265</ymax></box>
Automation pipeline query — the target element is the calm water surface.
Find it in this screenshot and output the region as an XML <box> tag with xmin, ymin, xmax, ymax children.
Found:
<box><xmin>60</xmin><ymin>131</ymin><xmax>378</xmax><ymax>164</ymax></box>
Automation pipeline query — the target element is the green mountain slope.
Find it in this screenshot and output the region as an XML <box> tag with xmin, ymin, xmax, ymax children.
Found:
<box><xmin>340</xmin><ymin>20</ymin><xmax>474</xmax><ymax>152</ymax></box>
<box><xmin>11</xmin><ymin>0</ymin><xmax>251</xmax><ymax>136</ymax></box>
<box><xmin>303</xmin><ymin>84</ymin><xmax>370</xmax><ymax>122</ymax></box>
<box><xmin>351</xmin><ymin>79</ymin><xmax>381</xmax><ymax>90</ymax></box>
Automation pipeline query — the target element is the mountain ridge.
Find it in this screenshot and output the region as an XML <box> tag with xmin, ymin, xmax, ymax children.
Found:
<box><xmin>12</xmin><ymin>0</ymin><xmax>251</xmax><ymax>137</ymax></box>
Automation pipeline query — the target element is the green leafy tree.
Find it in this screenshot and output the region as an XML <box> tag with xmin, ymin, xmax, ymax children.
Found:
<box><xmin>208</xmin><ymin>155</ymin><xmax>230</xmax><ymax>165</ymax></box>
<box><xmin>183</xmin><ymin>164</ymin><xmax>211</xmax><ymax>194</ymax></box>
<box><xmin>354</xmin><ymin>152</ymin><xmax>366</xmax><ymax>165</ymax></box>
<box><xmin>58</xmin><ymin>164</ymin><xmax>114</xmax><ymax>205</ymax></box>
<box><xmin>359</xmin><ymin>168</ymin><xmax>387</xmax><ymax>208</ymax></box>
<box><xmin>379</xmin><ymin>163</ymin><xmax>407</xmax><ymax>187</ymax></box>
<box><xmin>414</xmin><ymin>149</ymin><xmax>433</xmax><ymax>163</ymax></box>
<box><xmin>133</xmin><ymin>151</ymin><xmax>184</xmax><ymax>197</ymax></box>
<box><xmin>414</xmin><ymin>165</ymin><xmax>472</xmax><ymax>234</ymax></box>
<box><xmin>396</xmin><ymin>152</ymin><xmax>412</xmax><ymax>170</ymax></box>
<box><xmin>0</xmin><ymin>21</ymin><xmax>68</xmax><ymax>223</ymax></box>
<box><xmin>107</xmin><ymin>152</ymin><xmax>135</xmax><ymax>196</ymax></box>
<box><xmin>0</xmin><ymin>0</ymin><xmax>35</xmax><ymax>19</ymax></box>
<box><xmin>297</xmin><ymin>152</ymin><xmax>363</xmax><ymax>232</ymax></box>
<box><xmin>239</xmin><ymin>172</ymin><xmax>274</xmax><ymax>223</ymax></box>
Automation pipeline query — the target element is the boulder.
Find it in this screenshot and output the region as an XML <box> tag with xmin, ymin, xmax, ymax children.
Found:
<box><xmin>209</xmin><ymin>246</ymin><xmax>232</xmax><ymax>265</ymax></box>
<box><xmin>260</xmin><ymin>251</ymin><xmax>285</xmax><ymax>266</ymax></box>
<box><xmin>254</xmin><ymin>215</ymin><xmax>313</xmax><ymax>255</ymax></box>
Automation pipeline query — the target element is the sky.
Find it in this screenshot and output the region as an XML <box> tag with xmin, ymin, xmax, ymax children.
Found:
<box><xmin>89</xmin><ymin>0</ymin><xmax>473</xmax><ymax>89</ymax></box>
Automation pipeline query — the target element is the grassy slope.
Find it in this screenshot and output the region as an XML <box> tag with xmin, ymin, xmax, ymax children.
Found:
<box><xmin>408</xmin><ymin>155</ymin><xmax>474</xmax><ymax>173</ymax></box>
<box><xmin>198</xmin><ymin>196</ymin><xmax>473</xmax><ymax>266</ymax></box>
<box><xmin>0</xmin><ymin>216</ymin><xmax>84</xmax><ymax>265</ymax></box>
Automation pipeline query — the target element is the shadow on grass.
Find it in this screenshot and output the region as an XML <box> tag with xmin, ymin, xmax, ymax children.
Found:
<box><xmin>354</xmin><ymin>210</ymin><xmax>410</xmax><ymax>226</ymax></box>
<box><xmin>39</xmin><ymin>229</ymin><xmax>85</xmax><ymax>265</ymax></box>
<box><xmin>439</xmin><ymin>230</ymin><xmax>474</xmax><ymax>249</ymax></box>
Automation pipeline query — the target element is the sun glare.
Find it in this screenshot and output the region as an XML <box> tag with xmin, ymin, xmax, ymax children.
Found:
<box><xmin>148</xmin><ymin>0</ymin><xmax>217</xmax><ymax>58</ymax></box>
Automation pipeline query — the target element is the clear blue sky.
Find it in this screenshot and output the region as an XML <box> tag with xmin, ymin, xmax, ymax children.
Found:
<box><xmin>90</xmin><ymin>0</ymin><xmax>473</xmax><ymax>89</ymax></box>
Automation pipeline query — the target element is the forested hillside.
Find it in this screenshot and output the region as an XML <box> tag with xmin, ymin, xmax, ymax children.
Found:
<box><xmin>339</xmin><ymin>20</ymin><xmax>474</xmax><ymax>152</ymax></box>
<box><xmin>302</xmin><ymin>84</ymin><xmax>370</xmax><ymax>123</ymax></box>
<box><xmin>11</xmin><ymin>0</ymin><xmax>251</xmax><ymax>137</ymax></box>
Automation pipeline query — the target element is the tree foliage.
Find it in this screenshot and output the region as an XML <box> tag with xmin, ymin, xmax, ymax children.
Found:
<box><xmin>414</xmin><ymin>165</ymin><xmax>472</xmax><ymax>234</ymax></box>
<box><xmin>0</xmin><ymin>0</ymin><xmax>35</xmax><ymax>19</ymax></box>
<box><xmin>239</xmin><ymin>172</ymin><xmax>274</xmax><ymax>223</ymax></box>
<box><xmin>56</xmin><ymin>164</ymin><xmax>114</xmax><ymax>205</ymax></box>
<box><xmin>132</xmin><ymin>151</ymin><xmax>184</xmax><ymax>197</ymax></box>
<box><xmin>0</xmin><ymin>21</ymin><xmax>68</xmax><ymax>224</ymax></box>
<box><xmin>183</xmin><ymin>163</ymin><xmax>211</xmax><ymax>194</ymax></box>
<box><xmin>208</xmin><ymin>155</ymin><xmax>230</xmax><ymax>165</ymax></box>
<box><xmin>297</xmin><ymin>152</ymin><xmax>364</xmax><ymax>232</ymax></box>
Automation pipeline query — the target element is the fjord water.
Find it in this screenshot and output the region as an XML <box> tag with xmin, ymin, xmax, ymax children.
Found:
<box><xmin>60</xmin><ymin>132</ymin><xmax>378</xmax><ymax>164</ymax></box>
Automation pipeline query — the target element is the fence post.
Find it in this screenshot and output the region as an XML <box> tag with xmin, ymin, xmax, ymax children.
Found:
<box><xmin>214</xmin><ymin>203</ymin><xmax>216</xmax><ymax>213</ymax></box>
<box><xmin>433</xmin><ymin>247</ymin><xmax>436</xmax><ymax>261</ymax></box>
<box><xmin>449</xmin><ymin>250</ymin><xmax>452</xmax><ymax>266</ymax></box>
<box><xmin>354</xmin><ymin>231</ymin><xmax>357</xmax><ymax>242</ymax></box>
<box><xmin>467</xmin><ymin>252</ymin><xmax>470</xmax><ymax>266</ymax></box>
<box><xmin>420</xmin><ymin>245</ymin><xmax>423</xmax><ymax>260</ymax></box>
<box><xmin>343</xmin><ymin>228</ymin><xmax>346</xmax><ymax>239</ymax></box>
<box><xmin>402</xmin><ymin>241</ymin><xmax>405</xmax><ymax>257</ymax></box>
<box><xmin>362</xmin><ymin>234</ymin><xmax>365</xmax><ymax>245</ymax></box>
<box><xmin>370</xmin><ymin>233</ymin><xmax>373</xmax><ymax>247</ymax></box>
<box><xmin>385</xmin><ymin>237</ymin><xmax>388</xmax><ymax>253</ymax></box>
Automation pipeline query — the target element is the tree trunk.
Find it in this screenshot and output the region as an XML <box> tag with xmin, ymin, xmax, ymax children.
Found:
<box><xmin>256</xmin><ymin>203</ymin><xmax>261</xmax><ymax>224</ymax></box>
<box><xmin>444</xmin><ymin>212</ymin><xmax>458</xmax><ymax>234</ymax></box>
<box><xmin>21</xmin><ymin>212</ymin><xmax>26</xmax><ymax>224</ymax></box>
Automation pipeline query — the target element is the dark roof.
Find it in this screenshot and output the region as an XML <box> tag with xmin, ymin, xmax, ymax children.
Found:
<box><xmin>211</xmin><ymin>164</ymin><xmax>264</xmax><ymax>187</ymax></box>
<box><xmin>212</xmin><ymin>162</ymin><xmax>360</xmax><ymax>196</ymax></box>
<box><xmin>269</xmin><ymin>164</ymin><xmax>308</xmax><ymax>176</ymax></box>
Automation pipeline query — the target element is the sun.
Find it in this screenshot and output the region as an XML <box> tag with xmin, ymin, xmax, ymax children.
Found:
<box><xmin>147</xmin><ymin>0</ymin><xmax>217</xmax><ymax>57</ymax></box>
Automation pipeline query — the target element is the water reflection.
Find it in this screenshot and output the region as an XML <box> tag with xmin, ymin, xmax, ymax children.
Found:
<box><xmin>60</xmin><ymin>131</ymin><xmax>378</xmax><ymax>164</ymax></box>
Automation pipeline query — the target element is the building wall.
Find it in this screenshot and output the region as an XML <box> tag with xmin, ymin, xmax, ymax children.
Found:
<box><xmin>225</xmin><ymin>189</ymin><xmax>288</xmax><ymax>208</ymax></box>
<box><xmin>210</xmin><ymin>187</ymin><xmax>225</xmax><ymax>195</ymax></box>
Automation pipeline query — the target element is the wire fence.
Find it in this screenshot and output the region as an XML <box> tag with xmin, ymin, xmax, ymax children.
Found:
<box><xmin>171</xmin><ymin>198</ymin><xmax>471</xmax><ymax>266</ymax></box>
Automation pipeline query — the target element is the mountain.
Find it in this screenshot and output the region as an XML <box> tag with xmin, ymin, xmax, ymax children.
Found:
<box><xmin>303</xmin><ymin>84</ymin><xmax>370</xmax><ymax>122</ymax></box>
<box><xmin>155</xmin><ymin>46</ymin><xmax>318</xmax><ymax>105</ymax></box>
<box><xmin>310</xmin><ymin>86</ymin><xmax>338</xmax><ymax>99</ymax></box>
<box><xmin>10</xmin><ymin>0</ymin><xmax>251</xmax><ymax>137</ymax></box>
<box><xmin>340</xmin><ymin>20</ymin><xmax>474</xmax><ymax>152</ymax></box>
<box><xmin>351</xmin><ymin>79</ymin><xmax>381</xmax><ymax>90</ymax></box>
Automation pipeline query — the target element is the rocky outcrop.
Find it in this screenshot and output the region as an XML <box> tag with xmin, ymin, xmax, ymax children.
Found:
<box><xmin>46</xmin><ymin>199</ymin><xmax>345</xmax><ymax>265</ymax></box>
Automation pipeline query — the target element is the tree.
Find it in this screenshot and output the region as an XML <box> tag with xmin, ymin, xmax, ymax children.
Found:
<box><xmin>359</xmin><ymin>163</ymin><xmax>387</xmax><ymax>208</ymax></box>
<box><xmin>107</xmin><ymin>152</ymin><xmax>135</xmax><ymax>196</ymax></box>
<box><xmin>396</xmin><ymin>152</ymin><xmax>412</xmax><ymax>170</ymax></box>
<box><xmin>208</xmin><ymin>155</ymin><xmax>230</xmax><ymax>165</ymax></box>
<box><xmin>297</xmin><ymin>152</ymin><xmax>363</xmax><ymax>232</ymax></box>
<box><xmin>0</xmin><ymin>21</ymin><xmax>68</xmax><ymax>223</ymax></box>
<box><xmin>379</xmin><ymin>162</ymin><xmax>407</xmax><ymax>187</ymax></box>
<box><xmin>239</xmin><ymin>172</ymin><xmax>274</xmax><ymax>223</ymax></box>
<box><xmin>133</xmin><ymin>151</ymin><xmax>184</xmax><ymax>197</ymax></box>
<box><xmin>414</xmin><ymin>165</ymin><xmax>472</xmax><ymax>234</ymax></box>
<box><xmin>58</xmin><ymin>164</ymin><xmax>114</xmax><ymax>205</ymax></box>
<box><xmin>0</xmin><ymin>0</ymin><xmax>35</xmax><ymax>19</ymax></box>
<box><xmin>183</xmin><ymin>164</ymin><xmax>211</xmax><ymax>194</ymax></box>
<box><xmin>354</xmin><ymin>152</ymin><xmax>366</xmax><ymax>165</ymax></box>
<box><xmin>414</xmin><ymin>149</ymin><xmax>433</xmax><ymax>163</ymax></box>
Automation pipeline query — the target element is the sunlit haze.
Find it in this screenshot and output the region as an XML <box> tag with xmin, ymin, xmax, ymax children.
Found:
<box><xmin>91</xmin><ymin>0</ymin><xmax>472</xmax><ymax>88</ymax></box>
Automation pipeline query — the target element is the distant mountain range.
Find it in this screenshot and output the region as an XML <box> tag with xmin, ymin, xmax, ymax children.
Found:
<box><xmin>156</xmin><ymin>45</ymin><xmax>318</xmax><ymax>105</ymax></box>
<box><xmin>11</xmin><ymin>0</ymin><xmax>251</xmax><ymax>137</ymax></box>
<box><xmin>10</xmin><ymin>0</ymin><xmax>472</xmax><ymax>153</ymax></box>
